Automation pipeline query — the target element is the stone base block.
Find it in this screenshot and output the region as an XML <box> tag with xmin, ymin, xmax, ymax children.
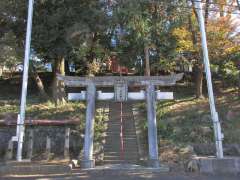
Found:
<box><xmin>0</xmin><ymin>161</ymin><xmax>71</xmax><ymax>176</ymax></box>
<box><xmin>80</xmin><ymin>159</ymin><xmax>95</xmax><ymax>169</ymax></box>
<box><xmin>194</xmin><ymin>156</ymin><xmax>240</xmax><ymax>175</ymax></box>
<box><xmin>147</xmin><ymin>159</ymin><xmax>160</xmax><ymax>168</ymax></box>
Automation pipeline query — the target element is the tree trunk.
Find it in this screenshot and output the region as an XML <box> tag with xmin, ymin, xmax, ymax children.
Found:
<box><xmin>189</xmin><ymin>6</ymin><xmax>204</xmax><ymax>99</ymax></box>
<box><xmin>220</xmin><ymin>5</ymin><xmax>224</xmax><ymax>17</ymax></box>
<box><xmin>53</xmin><ymin>57</ymin><xmax>66</xmax><ymax>105</ymax></box>
<box><xmin>237</xmin><ymin>0</ymin><xmax>240</xmax><ymax>10</ymax></box>
<box><xmin>194</xmin><ymin>0</ymin><xmax>210</xmax><ymax>99</ymax></box>
<box><xmin>144</xmin><ymin>46</ymin><xmax>150</xmax><ymax>76</ymax></box>
<box><xmin>218</xmin><ymin>0</ymin><xmax>227</xmax><ymax>17</ymax></box>
<box><xmin>30</xmin><ymin>63</ymin><xmax>49</xmax><ymax>100</ymax></box>
<box><xmin>205</xmin><ymin>0</ymin><xmax>210</xmax><ymax>26</ymax></box>
<box><xmin>195</xmin><ymin>64</ymin><xmax>204</xmax><ymax>98</ymax></box>
<box><xmin>238</xmin><ymin>69</ymin><xmax>240</xmax><ymax>97</ymax></box>
<box><xmin>0</xmin><ymin>66</ymin><xmax>3</xmax><ymax>77</ymax></box>
<box><xmin>65</xmin><ymin>60</ymin><xmax>70</xmax><ymax>75</ymax></box>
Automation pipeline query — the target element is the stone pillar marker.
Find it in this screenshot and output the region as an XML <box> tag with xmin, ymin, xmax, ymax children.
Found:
<box><xmin>146</xmin><ymin>84</ymin><xmax>159</xmax><ymax>168</ymax></box>
<box><xmin>80</xmin><ymin>83</ymin><xmax>96</xmax><ymax>168</ymax></box>
<box><xmin>27</xmin><ymin>129</ymin><xmax>34</xmax><ymax>159</ymax></box>
<box><xmin>46</xmin><ymin>136</ymin><xmax>51</xmax><ymax>161</ymax></box>
<box><xmin>5</xmin><ymin>140</ymin><xmax>14</xmax><ymax>160</ymax></box>
<box><xmin>64</xmin><ymin>127</ymin><xmax>70</xmax><ymax>159</ymax></box>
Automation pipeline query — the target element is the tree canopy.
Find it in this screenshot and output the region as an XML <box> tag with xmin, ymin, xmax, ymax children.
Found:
<box><xmin>0</xmin><ymin>0</ymin><xmax>240</xmax><ymax>99</ymax></box>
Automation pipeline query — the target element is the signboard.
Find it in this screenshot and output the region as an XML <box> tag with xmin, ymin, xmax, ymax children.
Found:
<box><xmin>114</xmin><ymin>81</ymin><xmax>128</xmax><ymax>102</ymax></box>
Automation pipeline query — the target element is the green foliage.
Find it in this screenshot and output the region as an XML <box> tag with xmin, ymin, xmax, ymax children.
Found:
<box><xmin>31</xmin><ymin>0</ymin><xmax>110</xmax><ymax>75</ymax></box>
<box><xmin>111</xmin><ymin>0</ymin><xmax>188</xmax><ymax>72</ymax></box>
<box><xmin>0</xmin><ymin>1</ymin><xmax>31</xmax><ymax>71</ymax></box>
<box><xmin>219</xmin><ymin>61</ymin><xmax>239</xmax><ymax>86</ymax></box>
<box><xmin>152</xmin><ymin>59</ymin><xmax>177</xmax><ymax>73</ymax></box>
<box><xmin>0</xmin><ymin>0</ymin><xmax>111</xmax><ymax>75</ymax></box>
<box><xmin>0</xmin><ymin>31</ymin><xmax>22</xmax><ymax>70</ymax></box>
<box><xmin>175</xmin><ymin>12</ymin><xmax>240</xmax><ymax>84</ymax></box>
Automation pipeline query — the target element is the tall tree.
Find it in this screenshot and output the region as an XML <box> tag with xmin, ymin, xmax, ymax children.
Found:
<box><xmin>205</xmin><ymin>0</ymin><xmax>210</xmax><ymax>25</ymax></box>
<box><xmin>113</xmin><ymin>0</ymin><xmax>187</xmax><ymax>75</ymax></box>
<box><xmin>237</xmin><ymin>0</ymin><xmax>240</xmax><ymax>10</ymax></box>
<box><xmin>174</xmin><ymin>0</ymin><xmax>240</xmax><ymax>97</ymax></box>
<box><xmin>31</xmin><ymin>0</ymin><xmax>108</xmax><ymax>104</ymax></box>
<box><xmin>29</xmin><ymin>61</ymin><xmax>49</xmax><ymax>99</ymax></box>
<box><xmin>0</xmin><ymin>0</ymin><xmax>49</xmax><ymax>97</ymax></box>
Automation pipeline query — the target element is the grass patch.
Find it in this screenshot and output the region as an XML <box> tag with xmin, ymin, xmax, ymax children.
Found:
<box><xmin>138</xmin><ymin>85</ymin><xmax>240</xmax><ymax>146</ymax></box>
<box><xmin>0</xmin><ymin>95</ymin><xmax>85</xmax><ymax>120</ymax></box>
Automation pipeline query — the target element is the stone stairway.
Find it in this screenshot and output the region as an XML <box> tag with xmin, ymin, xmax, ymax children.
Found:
<box><xmin>103</xmin><ymin>102</ymin><xmax>139</xmax><ymax>165</ymax></box>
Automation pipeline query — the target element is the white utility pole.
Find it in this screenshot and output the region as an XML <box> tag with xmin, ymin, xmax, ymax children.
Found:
<box><xmin>17</xmin><ymin>0</ymin><xmax>34</xmax><ymax>161</ymax></box>
<box><xmin>194</xmin><ymin>1</ymin><xmax>224</xmax><ymax>158</ymax></box>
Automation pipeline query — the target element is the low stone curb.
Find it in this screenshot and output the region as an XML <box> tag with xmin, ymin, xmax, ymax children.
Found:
<box><xmin>193</xmin><ymin>156</ymin><xmax>240</xmax><ymax>175</ymax></box>
<box><xmin>0</xmin><ymin>161</ymin><xmax>71</xmax><ymax>176</ymax></box>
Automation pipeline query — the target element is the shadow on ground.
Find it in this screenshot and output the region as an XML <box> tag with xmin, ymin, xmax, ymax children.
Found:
<box><xmin>1</xmin><ymin>169</ymin><xmax>240</xmax><ymax>180</ymax></box>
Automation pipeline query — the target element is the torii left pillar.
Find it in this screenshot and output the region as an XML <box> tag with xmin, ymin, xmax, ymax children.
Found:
<box><xmin>80</xmin><ymin>83</ymin><xmax>96</xmax><ymax>168</ymax></box>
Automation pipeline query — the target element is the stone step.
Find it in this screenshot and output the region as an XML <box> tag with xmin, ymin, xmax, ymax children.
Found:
<box><xmin>105</xmin><ymin>120</ymin><xmax>134</xmax><ymax>127</ymax></box>
<box><xmin>104</xmin><ymin>149</ymin><xmax>138</xmax><ymax>152</ymax></box>
<box><xmin>105</xmin><ymin>131</ymin><xmax>136</xmax><ymax>134</ymax></box>
<box><xmin>106</xmin><ymin>127</ymin><xmax>135</xmax><ymax>130</ymax></box>
<box><xmin>106</xmin><ymin>123</ymin><xmax>135</xmax><ymax>126</ymax></box>
<box><xmin>106</xmin><ymin>123</ymin><xmax>135</xmax><ymax>127</ymax></box>
<box><xmin>103</xmin><ymin>155</ymin><xmax>139</xmax><ymax>159</ymax></box>
<box><xmin>104</xmin><ymin>154</ymin><xmax>139</xmax><ymax>159</ymax></box>
<box><xmin>104</xmin><ymin>138</ymin><xmax>137</xmax><ymax>140</ymax></box>
<box><xmin>105</xmin><ymin>134</ymin><xmax>137</xmax><ymax>138</ymax></box>
<box><xmin>104</xmin><ymin>147</ymin><xmax>138</xmax><ymax>151</ymax></box>
<box><xmin>104</xmin><ymin>102</ymin><xmax>139</xmax><ymax>164</ymax></box>
<box><xmin>105</xmin><ymin>129</ymin><xmax>135</xmax><ymax>131</ymax></box>
<box><xmin>104</xmin><ymin>138</ymin><xmax>138</xmax><ymax>142</ymax></box>
<box><xmin>105</xmin><ymin>133</ymin><xmax>137</xmax><ymax>136</ymax></box>
<box><xmin>105</xmin><ymin>131</ymin><xmax>137</xmax><ymax>135</ymax></box>
<box><xmin>104</xmin><ymin>143</ymin><xmax>138</xmax><ymax>148</ymax></box>
<box><xmin>105</xmin><ymin>131</ymin><xmax>137</xmax><ymax>136</ymax></box>
<box><xmin>103</xmin><ymin>160</ymin><xmax>138</xmax><ymax>164</ymax></box>
<box><xmin>104</xmin><ymin>141</ymin><xmax>138</xmax><ymax>145</ymax></box>
<box><xmin>104</xmin><ymin>144</ymin><xmax>138</xmax><ymax>148</ymax></box>
<box><xmin>104</xmin><ymin>159</ymin><xmax>138</xmax><ymax>163</ymax></box>
<box><xmin>104</xmin><ymin>142</ymin><xmax>138</xmax><ymax>146</ymax></box>
<box><xmin>105</xmin><ymin>129</ymin><xmax>136</xmax><ymax>131</ymax></box>
<box><xmin>104</xmin><ymin>151</ymin><xmax>138</xmax><ymax>156</ymax></box>
<box><xmin>104</xmin><ymin>139</ymin><xmax>137</xmax><ymax>142</ymax></box>
<box><xmin>106</xmin><ymin>124</ymin><xmax>135</xmax><ymax>128</ymax></box>
<box><xmin>108</xmin><ymin>117</ymin><xmax>133</xmax><ymax>120</ymax></box>
<box><xmin>106</xmin><ymin>127</ymin><xmax>136</xmax><ymax>130</ymax></box>
<box><xmin>104</xmin><ymin>140</ymin><xmax>138</xmax><ymax>144</ymax></box>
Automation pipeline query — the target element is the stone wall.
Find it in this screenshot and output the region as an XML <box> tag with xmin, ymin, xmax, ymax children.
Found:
<box><xmin>0</xmin><ymin>126</ymin><xmax>83</xmax><ymax>161</ymax></box>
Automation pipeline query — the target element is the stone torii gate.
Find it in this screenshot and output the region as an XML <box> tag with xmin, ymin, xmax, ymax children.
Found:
<box><xmin>57</xmin><ymin>74</ymin><xmax>183</xmax><ymax>168</ymax></box>
<box><xmin>16</xmin><ymin>0</ymin><xmax>224</xmax><ymax>165</ymax></box>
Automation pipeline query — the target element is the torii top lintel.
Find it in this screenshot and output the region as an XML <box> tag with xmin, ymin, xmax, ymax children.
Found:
<box><xmin>57</xmin><ymin>73</ymin><xmax>184</xmax><ymax>87</ymax></box>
